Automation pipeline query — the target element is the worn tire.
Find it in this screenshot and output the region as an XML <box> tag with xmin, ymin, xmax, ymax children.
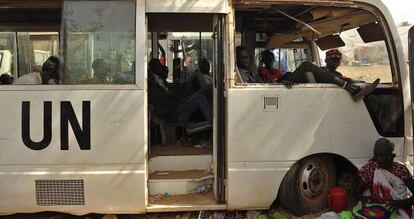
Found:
<box><xmin>278</xmin><ymin>156</ymin><xmax>336</xmax><ymax>216</ymax></box>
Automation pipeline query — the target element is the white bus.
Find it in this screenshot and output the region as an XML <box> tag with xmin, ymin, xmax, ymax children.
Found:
<box><xmin>0</xmin><ymin>0</ymin><xmax>412</xmax><ymax>216</ymax></box>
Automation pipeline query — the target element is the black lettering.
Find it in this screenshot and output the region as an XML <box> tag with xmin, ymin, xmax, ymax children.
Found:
<box><xmin>60</xmin><ymin>101</ymin><xmax>90</xmax><ymax>150</ymax></box>
<box><xmin>21</xmin><ymin>101</ymin><xmax>52</xmax><ymax>150</ymax></box>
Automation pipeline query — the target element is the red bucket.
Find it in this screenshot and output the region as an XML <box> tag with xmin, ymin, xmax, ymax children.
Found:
<box><xmin>328</xmin><ymin>186</ymin><xmax>347</xmax><ymax>213</ymax></box>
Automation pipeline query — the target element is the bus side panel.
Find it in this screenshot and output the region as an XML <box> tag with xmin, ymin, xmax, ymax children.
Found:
<box><xmin>0</xmin><ymin>90</ymin><xmax>146</xmax><ymax>214</ymax></box>
<box><xmin>226</xmin><ymin>87</ymin><xmax>403</xmax><ymax>209</ymax></box>
<box><xmin>0</xmin><ymin>164</ymin><xmax>145</xmax><ymax>215</ymax></box>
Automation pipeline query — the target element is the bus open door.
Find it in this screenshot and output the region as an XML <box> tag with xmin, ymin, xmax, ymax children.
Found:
<box><xmin>409</xmin><ymin>26</ymin><xmax>414</xmax><ymax>162</ymax></box>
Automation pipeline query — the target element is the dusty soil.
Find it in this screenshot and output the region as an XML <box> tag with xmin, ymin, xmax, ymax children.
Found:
<box><xmin>0</xmin><ymin>208</ymin><xmax>334</xmax><ymax>219</ymax></box>
<box><xmin>337</xmin><ymin>64</ymin><xmax>393</xmax><ymax>83</ymax></box>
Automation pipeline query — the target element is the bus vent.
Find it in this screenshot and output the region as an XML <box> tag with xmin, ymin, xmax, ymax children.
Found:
<box><xmin>263</xmin><ymin>95</ymin><xmax>279</xmax><ymax>112</ymax></box>
<box><xmin>35</xmin><ymin>179</ymin><xmax>85</xmax><ymax>206</ymax></box>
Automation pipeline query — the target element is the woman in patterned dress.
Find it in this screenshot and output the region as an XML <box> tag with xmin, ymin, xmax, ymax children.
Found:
<box><xmin>357</xmin><ymin>138</ymin><xmax>414</xmax><ymax>218</ymax></box>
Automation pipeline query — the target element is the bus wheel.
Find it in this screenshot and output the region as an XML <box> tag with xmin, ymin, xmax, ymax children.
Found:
<box><xmin>278</xmin><ymin>156</ymin><xmax>336</xmax><ymax>216</ymax></box>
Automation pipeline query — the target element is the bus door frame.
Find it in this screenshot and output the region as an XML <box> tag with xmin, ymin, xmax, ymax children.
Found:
<box><xmin>409</xmin><ymin>26</ymin><xmax>414</xmax><ymax>155</ymax></box>
<box><xmin>213</xmin><ymin>14</ymin><xmax>226</xmax><ymax>203</ymax></box>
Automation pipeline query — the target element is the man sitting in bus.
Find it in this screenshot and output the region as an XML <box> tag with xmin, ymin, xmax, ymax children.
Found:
<box><xmin>13</xmin><ymin>56</ymin><xmax>59</xmax><ymax>85</ymax></box>
<box><xmin>91</xmin><ymin>59</ymin><xmax>109</xmax><ymax>84</ymax></box>
<box><xmin>357</xmin><ymin>138</ymin><xmax>414</xmax><ymax>218</ymax></box>
<box><xmin>148</xmin><ymin>58</ymin><xmax>213</xmax><ymax>124</ymax></box>
<box><xmin>322</xmin><ymin>49</ymin><xmax>357</xmax><ymax>81</ymax></box>
<box><xmin>192</xmin><ymin>58</ymin><xmax>213</xmax><ymax>91</ymax></box>
<box><xmin>236</xmin><ymin>46</ymin><xmax>263</xmax><ymax>83</ymax></box>
<box><xmin>282</xmin><ymin>49</ymin><xmax>380</xmax><ymax>102</ymax></box>
<box><xmin>258</xmin><ymin>50</ymin><xmax>284</xmax><ymax>83</ymax></box>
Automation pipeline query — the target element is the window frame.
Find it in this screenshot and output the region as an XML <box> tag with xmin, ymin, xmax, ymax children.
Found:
<box><xmin>0</xmin><ymin>0</ymin><xmax>145</xmax><ymax>91</ymax></box>
<box><xmin>230</xmin><ymin>2</ymin><xmax>400</xmax><ymax>89</ymax></box>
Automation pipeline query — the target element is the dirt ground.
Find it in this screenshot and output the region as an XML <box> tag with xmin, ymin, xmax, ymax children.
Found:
<box><xmin>0</xmin><ymin>207</ymin><xmax>334</xmax><ymax>219</ymax></box>
<box><xmin>337</xmin><ymin>64</ymin><xmax>393</xmax><ymax>83</ymax></box>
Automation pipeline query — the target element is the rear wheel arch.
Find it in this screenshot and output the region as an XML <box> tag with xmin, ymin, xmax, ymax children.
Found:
<box><xmin>274</xmin><ymin>153</ymin><xmax>358</xmax><ymax>216</ymax></box>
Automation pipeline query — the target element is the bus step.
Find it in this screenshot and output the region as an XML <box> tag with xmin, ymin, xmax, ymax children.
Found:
<box><xmin>148</xmin><ymin>170</ymin><xmax>214</xmax><ymax>196</ymax></box>
<box><xmin>149</xmin><ymin>154</ymin><xmax>212</xmax><ymax>172</ymax></box>
<box><xmin>147</xmin><ymin>191</ymin><xmax>226</xmax><ymax>212</ymax></box>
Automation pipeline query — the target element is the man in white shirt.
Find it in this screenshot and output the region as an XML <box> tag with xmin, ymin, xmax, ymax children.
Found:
<box><xmin>13</xmin><ymin>56</ymin><xmax>59</xmax><ymax>85</ymax></box>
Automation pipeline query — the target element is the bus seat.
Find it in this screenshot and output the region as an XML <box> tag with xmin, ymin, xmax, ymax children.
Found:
<box><xmin>149</xmin><ymin>105</ymin><xmax>178</xmax><ymax>145</ymax></box>
<box><xmin>186</xmin><ymin>121</ymin><xmax>212</xmax><ymax>135</ymax></box>
<box><xmin>149</xmin><ymin>105</ymin><xmax>212</xmax><ymax>145</ymax></box>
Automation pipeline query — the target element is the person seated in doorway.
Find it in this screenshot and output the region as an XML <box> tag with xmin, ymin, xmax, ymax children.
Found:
<box><xmin>356</xmin><ymin>138</ymin><xmax>414</xmax><ymax>218</ymax></box>
<box><xmin>236</xmin><ymin>46</ymin><xmax>263</xmax><ymax>83</ymax></box>
<box><xmin>192</xmin><ymin>58</ymin><xmax>213</xmax><ymax>91</ymax></box>
<box><xmin>0</xmin><ymin>74</ymin><xmax>13</xmax><ymax>84</ymax></box>
<box><xmin>281</xmin><ymin>49</ymin><xmax>379</xmax><ymax>102</ymax></box>
<box><xmin>91</xmin><ymin>59</ymin><xmax>109</xmax><ymax>84</ymax></box>
<box><xmin>13</xmin><ymin>56</ymin><xmax>59</xmax><ymax>85</ymax></box>
<box><xmin>148</xmin><ymin>58</ymin><xmax>213</xmax><ymax>124</ymax></box>
<box><xmin>322</xmin><ymin>49</ymin><xmax>353</xmax><ymax>80</ymax></box>
<box><xmin>258</xmin><ymin>50</ymin><xmax>284</xmax><ymax>83</ymax></box>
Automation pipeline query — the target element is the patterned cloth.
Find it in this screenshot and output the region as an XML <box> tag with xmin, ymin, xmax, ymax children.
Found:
<box><xmin>359</xmin><ymin>161</ymin><xmax>412</xmax><ymax>218</ymax></box>
<box><xmin>358</xmin><ymin>161</ymin><xmax>411</xmax><ymax>189</ymax></box>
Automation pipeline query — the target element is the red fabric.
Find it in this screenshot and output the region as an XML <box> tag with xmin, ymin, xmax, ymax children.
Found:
<box><xmin>358</xmin><ymin>161</ymin><xmax>412</xmax><ymax>188</ymax></box>
<box><xmin>160</xmin><ymin>56</ymin><xmax>166</xmax><ymax>65</ymax></box>
<box><xmin>258</xmin><ymin>67</ymin><xmax>284</xmax><ymax>83</ymax></box>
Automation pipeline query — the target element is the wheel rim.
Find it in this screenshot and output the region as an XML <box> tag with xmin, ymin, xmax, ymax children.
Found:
<box><xmin>300</xmin><ymin>159</ymin><xmax>328</xmax><ymax>199</ymax></box>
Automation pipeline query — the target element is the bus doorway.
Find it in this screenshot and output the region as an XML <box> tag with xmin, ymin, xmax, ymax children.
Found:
<box><xmin>146</xmin><ymin>13</ymin><xmax>226</xmax><ymax>211</ymax></box>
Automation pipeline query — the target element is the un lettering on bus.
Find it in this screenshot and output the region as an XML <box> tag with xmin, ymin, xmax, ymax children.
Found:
<box><xmin>21</xmin><ymin>101</ymin><xmax>91</xmax><ymax>150</ymax></box>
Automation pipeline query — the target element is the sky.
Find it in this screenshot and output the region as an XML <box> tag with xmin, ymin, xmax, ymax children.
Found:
<box><xmin>382</xmin><ymin>0</ymin><xmax>414</xmax><ymax>25</ymax></box>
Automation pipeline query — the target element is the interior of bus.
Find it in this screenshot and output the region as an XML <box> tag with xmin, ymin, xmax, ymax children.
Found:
<box><xmin>146</xmin><ymin>13</ymin><xmax>225</xmax><ymax>208</ymax></box>
<box><xmin>0</xmin><ymin>0</ymin><xmax>405</xmax><ymax>213</ymax></box>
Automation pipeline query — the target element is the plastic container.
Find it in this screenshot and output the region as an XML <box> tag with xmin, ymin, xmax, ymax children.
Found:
<box><xmin>339</xmin><ymin>211</ymin><xmax>352</xmax><ymax>219</ymax></box>
<box><xmin>353</xmin><ymin>204</ymin><xmax>397</xmax><ymax>219</ymax></box>
<box><xmin>328</xmin><ymin>186</ymin><xmax>347</xmax><ymax>213</ymax></box>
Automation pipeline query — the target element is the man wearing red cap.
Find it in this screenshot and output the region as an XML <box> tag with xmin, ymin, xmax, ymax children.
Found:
<box><xmin>282</xmin><ymin>49</ymin><xmax>379</xmax><ymax>102</ymax></box>
<box><xmin>323</xmin><ymin>49</ymin><xmax>347</xmax><ymax>78</ymax></box>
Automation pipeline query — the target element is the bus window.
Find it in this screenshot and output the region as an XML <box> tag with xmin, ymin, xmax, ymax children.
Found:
<box><xmin>0</xmin><ymin>32</ymin><xmax>59</xmax><ymax>80</ymax></box>
<box><xmin>319</xmin><ymin>27</ymin><xmax>392</xmax><ymax>83</ymax></box>
<box><xmin>235</xmin><ymin>6</ymin><xmax>394</xmax><ymax>85</ymax></box>
<box><xmin>62</xmin><ymin>0</ymin><xmax>136</xmax><ymax>85</ymax></box>
<box><xmin>17</xmin><ymin>32</ymin><xmax>59</xmax><ymax>76</ymax></box>
<box><xmin>163</xmin><ymin>32</ymin><xmax>213</xmax><ymax>83</ymax></box>
<box><xmin>0</xmin><ymin>32</ymin><xmax>17</xmax><ymax>78</ymax></box>
<box><xmin>255</xmin><ymin>48</ymin><xmax>310</xmax><ymax>74</ymax></box>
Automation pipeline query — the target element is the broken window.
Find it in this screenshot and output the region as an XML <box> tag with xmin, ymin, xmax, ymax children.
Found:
<box><xmin>319</xmin><ymin>28</ymin><xmax>392</xmax><ymax>83</ymax></box>
<box><xmin>234</xmin><ymin>4</ymin><xmax>395</xmax><ymax>85</ymax></box>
